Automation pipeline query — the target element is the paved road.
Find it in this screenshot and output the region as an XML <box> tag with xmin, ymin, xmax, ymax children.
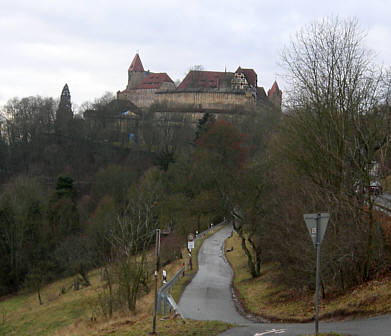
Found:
<box><xmin>178</xmin><ymin>224</ymin><xmax>391</xmax><ymax>336</ymax></box>
<box><xmin>178</xmin><ymin>224</ymin><xmax>248</xmax><ymax>324</ymax></box>
<box><xmin>375</xmin><ymin>192</ymin><xmax>391</xmax><ymax>215</ymax></box>
<box><xmin>219</xmin><ymin>314</ymin><xmax>391</xmax><ymax>336</ymax></box>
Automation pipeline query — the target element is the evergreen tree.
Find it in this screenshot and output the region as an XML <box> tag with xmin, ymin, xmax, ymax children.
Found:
<box><xmin>194</xmin><ymin>112</ymin><xmax>216</xmax><ymax>142</ymax></box>
<box><xmin>56</xmin><ymin>84</ymin><xmax>73</xmax><ymax>133</ymax></box>
<box><xmin>48</xmin><ymin>175</ymin><xmax>79</xmax><ymax>239</ymax></box>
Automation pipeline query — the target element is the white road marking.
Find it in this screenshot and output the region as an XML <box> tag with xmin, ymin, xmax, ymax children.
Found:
<box><xmin>254</xmin><ymin>329</ymin><xmax>286</xmax><ymax>336</ymax></box>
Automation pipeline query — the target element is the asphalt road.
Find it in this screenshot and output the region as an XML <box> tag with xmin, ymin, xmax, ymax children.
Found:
<box><xmin>375</xmin><ymin>192</ymin><xmax>391</xmax><ymax>215</ymax></box>
<box><xmin>178</xmin><ymin>224</ymin><xmax>391</xmax><ymax>336</ymax></box>
<box><xmin>219</xmin><ymin>314</ymin><xmax>391</xmax><ymax>336</ymax></box>
<box><xmin>178</xmin><ymin>224</ymin><xmax>248</xmax><ymax>324</ymax></box>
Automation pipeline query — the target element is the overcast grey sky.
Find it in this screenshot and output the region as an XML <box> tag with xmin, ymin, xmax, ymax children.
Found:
<box><xmin>1</xmin><ymin>0</ymin><xmax>390</xmax><ymax>109</ymax></box>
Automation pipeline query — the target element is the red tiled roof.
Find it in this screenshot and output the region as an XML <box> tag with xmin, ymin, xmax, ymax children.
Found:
<box><xmin>177</xmin><ymin>71</ymin><xmax>231</xmax><ymax>89</ymax></box>
<box><xmin>136</xmin><ymin>73</ymin><xmax>174</xmax><ymax>89</ymax></box>
<box><xmin>129</xmin><ymin>53</ymin><xmax>144</xmax><ymax>72</ymax></box>
<box><xmin>268</xmin><ymin>81</ymin><xmax>280</xmax><ymax>96</ymax></box>
<box><xmin>235</xmin><ymin>67</ymin><xmax>257</xmax><ymax>87</ymax></box>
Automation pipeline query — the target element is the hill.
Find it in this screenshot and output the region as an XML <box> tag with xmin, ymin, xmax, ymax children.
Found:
<box><xmin>225</xmin><ymin>232</ymin><xmax>391</xmax><ymax>323</ymax></box>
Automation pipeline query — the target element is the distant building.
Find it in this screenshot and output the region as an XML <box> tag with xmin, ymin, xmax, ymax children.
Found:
<box><xmin>117</xmin><ymin>54</ymin><xmax>176</xmax><ymax>108</ymax></box>
<box><xmin>267</xmin><ymin>81</ymin><xmax>282</xmax><ymax>110</ymax></box>
<box><xmin>117</xmin><ymin>54</ymin><xmax>282</xmax><ymax>112</ymax></box>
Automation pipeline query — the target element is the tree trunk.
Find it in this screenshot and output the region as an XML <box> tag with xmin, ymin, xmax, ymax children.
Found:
<box><xmin>37</xmin><ymin>286</ymin><xmax>42</xmax><ymax>305</ymax></box>
<box><xmin>248</xmin><ymin>237</ymin><xmax>261</xmax><ymax>277</ymax></box>
<box><xmin>240</xmin><ymin>237</ymin><xmax>257</xmax><ymax>278</ymax></box>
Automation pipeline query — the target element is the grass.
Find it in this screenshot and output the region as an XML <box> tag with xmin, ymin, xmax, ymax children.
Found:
<box><xmin>78</xmin><ymin>315</ymin><xmax>229</xmax><ymax>336</ymax></box>
<box><xmin>382</xmin><ymin>175</ymin><xmax>391</xmax><ymax>194</ymax></box>
<box><xmin>0</xmin><ymin>268</ymin><xmax>106</xmax><ymax>336</ymax></box>
<box><xmin>0</xmin><ymin>226</ymin><xmax>231</xmax><ymax>336</ymax></box>
<box><xmin>225</xmin><ymin>231</ymin><xmax>391</xmax><ymax>322</ymax></box>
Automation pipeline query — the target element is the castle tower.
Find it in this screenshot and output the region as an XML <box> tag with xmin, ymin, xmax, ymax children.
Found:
<box><xmin>267</xmin><ymin>81</ymin><xmax>282</xmax><ymax>109</ymax></box>
<box><xmin>126</xmin><ymin>53</ymin><xmax>149</xmax><ymax>90</ymax></box>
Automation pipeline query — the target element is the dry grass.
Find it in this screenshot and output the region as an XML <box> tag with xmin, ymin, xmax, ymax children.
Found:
<box><xmin>225</xmin><ymin>232</ymin><xmax>391</xmax><ymax>323</ymax></box>
<box><xmin>0</xmin><ymin>227</ymin><xmax>231</xmax><ymax>336</ymax></box>
<box><xmin>58</xmin><ymin>314</ymin><xmax>229</xmax><ymax>336</ymax></box>
<box><xmin>0</xmin><ymin>269</ymin><xmax>102</xmax><ymax>336</ymax></box>
<box><xmin>382</xmin><ymin>175</ymin><xmax>391</xmax><ymax>194</ymax></box>
<box><xmin>55</xmin><ymin>288</ymin><xmax>230</xmax><ymax>336</ymax></box>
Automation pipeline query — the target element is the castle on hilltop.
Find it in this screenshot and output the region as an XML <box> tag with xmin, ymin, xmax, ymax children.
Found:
<box><xmin>117</xmin><ymin>54</ymin><xmax>282</xmax><ymax>113</ymax></box>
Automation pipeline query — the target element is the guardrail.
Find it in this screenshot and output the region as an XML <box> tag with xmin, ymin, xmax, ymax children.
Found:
<box><xmin>156</xmin><ymin>220</ymin><xmax>226</xmax><ymax>317</ymax></box>
<box><xmin>194</xmin><ymin>221</ymin><xmax>224</xmax><ymax>241</ymax></box>
<box><xmin>156</xmin><ymin>266</ymin><xmax>185</xmax><ymax>317</ymax></box>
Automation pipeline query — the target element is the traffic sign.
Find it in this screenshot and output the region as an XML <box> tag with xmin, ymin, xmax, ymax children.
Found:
<box><xmin>187</xmin><ymin>241</ymin><xmax>194</xmax><ymax>251</ymax></box>
<box><xmin>303</xmin><ymin>212</ymin><xmax>329</xmax><ymax>336</ymax></box>
<box><xmin>187</xmin><ymin>233</ymin><xmax>194</xmax><ymax>241</ymax></box>
<box><xmin>304</xmin><ymin>213</ymin><xmax>329</xmax><ymax>246</ymax></box>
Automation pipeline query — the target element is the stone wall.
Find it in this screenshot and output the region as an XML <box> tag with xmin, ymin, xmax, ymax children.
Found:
<box><xmin>118</xmin><ymin>89</ymin><xmax>158</xmax><ymax>108</ymax></box>
<box><xmin>118</xmin><ymin>82</ymin><xmax>177</xmax><ymax>108</ymax></box>
<box><xmin>118</xmin><ymin>88</ymin><xmax>256</xmax><ymax>111</ymax></box>
<box><xmin>127</xmin><ymin>71</ymin><xmax>149</xmax><ymax>90</ymax></box>
<box><xmin>156</xmin><ymin>90</ymin><xmax>254</xmax><ymax>110</ymax></box>
<box><xmin>153</xmin><ymin>110</ymin><xmax>247</xmax><ymax>124</ymax></box>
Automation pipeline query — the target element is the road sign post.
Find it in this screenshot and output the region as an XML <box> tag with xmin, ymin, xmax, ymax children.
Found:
<box><xmin>304</xmin><ymin>213</ymin><xmax>329</xmax><ymax>336</ymax></box>
<box><xmin>315</xmin><ymin>214</ymin><xmax>321</xmax><ymax>335</ymax></box>
<box><xmin>187</xmin><ymin>241</ymin><xmax>194</xmax><ymax>250</ymax></box>
<box><xmin>187</xmin><ymin>232</ymin><xmax>195</xmax><ymax>252</ymax></box>
<box><xmin>152</xmin><ymin>228</ymin><xmax>160</xmax><ymax>334</ymax></box>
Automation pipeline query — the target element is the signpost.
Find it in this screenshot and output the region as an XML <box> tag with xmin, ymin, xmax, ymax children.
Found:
<box><xmin>303</xmin><ymin>213</ymin><xmax>329</xmax><ymax>336</ymax></box>
<box><xmin>152</xmin><ymin>228</ymin><xmax>161</xmax><ymax>334</ymax></box>
<box><xmin>187</xmin><ymin>233</ymin><xmax>194</xmax><ymax>270</ymax></box>
<box><xmin>187</xmin><ymin>233</ymin><xmax>195</xmax><ymax>251</ymax></box>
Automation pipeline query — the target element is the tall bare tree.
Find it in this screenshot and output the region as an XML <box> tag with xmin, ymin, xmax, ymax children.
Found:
<box><xmin>105</xmin><ymin>168</ymin><xmax>162</xmax><ymax>312</ymax></box>
<box><xmin>280</xmin><ymin>16</ymin><xmax>391</xmax><ymax>287</ymax></box>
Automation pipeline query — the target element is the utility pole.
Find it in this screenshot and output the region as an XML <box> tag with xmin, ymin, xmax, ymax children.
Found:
<box><xmin>152</xmin><ymin>228</ymin><xmax>160</xmax><ymax>334</ymax></box>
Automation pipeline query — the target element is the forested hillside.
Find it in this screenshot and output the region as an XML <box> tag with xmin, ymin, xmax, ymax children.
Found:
<box><xmin>0</xmin><ymin>17</ymin><xmax>390</xmax><ymax>325</ymax></box>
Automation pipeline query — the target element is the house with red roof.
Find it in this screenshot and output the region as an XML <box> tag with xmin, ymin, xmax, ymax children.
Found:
<box><xmin>177</xmin><ymin>70</ymin><xmax>234</xmax><ymax>90</ymax></box>
<box><xmin>232</xmin><ymin>67</ymin><xmax>257</xmax><ymax>90</ymax></box>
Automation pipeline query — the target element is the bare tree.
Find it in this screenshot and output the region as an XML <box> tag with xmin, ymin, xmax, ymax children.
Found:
<box><xmin>280</xmin><ymin>16</ymin><xmax>391</xmax><ymax>287</ymax></box>
<box><xmin>104</xmin><ymin>168</ymin><xmax>162</xmax><ymax>312</ymax></box>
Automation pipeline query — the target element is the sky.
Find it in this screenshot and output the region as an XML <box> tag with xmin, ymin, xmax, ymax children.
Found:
<box><xmin>0</xmin><ymin>0</ymin><xmax>390</xmax><ymax>110</ymax></box>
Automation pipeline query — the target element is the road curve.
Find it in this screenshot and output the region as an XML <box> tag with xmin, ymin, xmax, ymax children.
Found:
<box><xmin>178</xmin><ymin>224</ymin><xmax>249</xmax><ymax>324</ymax></box>
<box><xmin>178</xmin><ymin>224</ymin><xmax>391</xmax><ymax>336</ymax></box>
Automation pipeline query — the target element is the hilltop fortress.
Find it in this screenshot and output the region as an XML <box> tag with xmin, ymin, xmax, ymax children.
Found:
<box><xmin>117</xmin><ymin>54</ymin><xmax>282</xmax><ymax>113</ymax></box>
